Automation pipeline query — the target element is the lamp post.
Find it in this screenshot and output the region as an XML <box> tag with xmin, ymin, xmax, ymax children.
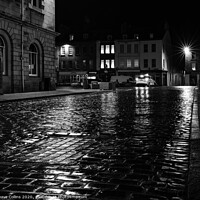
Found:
<box><xmin>183</xmin><ymin>46</ymin><xmax>192</xmax><ymax>85</ymax></box>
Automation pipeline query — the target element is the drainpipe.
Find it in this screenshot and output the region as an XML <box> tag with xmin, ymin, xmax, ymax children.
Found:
<box><xmin>21</xmin><ymin>0</ymin><xmax>24</xmax><ymax>92</ymax></box>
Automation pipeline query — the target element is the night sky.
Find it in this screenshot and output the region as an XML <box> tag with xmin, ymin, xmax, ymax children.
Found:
<box><xmin>55</xmin><ymin>1</ymin><xmax>200</xmax><ymax>47</ymax></box>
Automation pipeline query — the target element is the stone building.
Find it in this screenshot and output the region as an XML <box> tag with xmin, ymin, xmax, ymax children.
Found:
<box><xmin>0</xmin><ymin>0</ymin><xmax>58</xmax><ymax>94</ymax></box>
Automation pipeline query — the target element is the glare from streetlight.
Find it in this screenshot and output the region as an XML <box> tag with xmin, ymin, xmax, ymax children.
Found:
<box><xmin>183</xmin><ymin>46</ymin><xmax>191</xmax><ymax>57</ymax></box>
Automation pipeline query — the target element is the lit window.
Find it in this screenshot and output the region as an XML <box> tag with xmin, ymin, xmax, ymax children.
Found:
<box><xmin>134</xmin><ymin>59</ymin><xmax>139</xmax><ymax>67</ymax></box>
<box><xmin>111</xmin><ymin>45</ymin><xmax>115</xmax><ymax>53</ymax></box>
<box><xmin>105</xmin><ymin>45</ymin><xmax>110</xmax><ymax>54</ymax></box>
<box><xmin>0</xmin><ymin>36</ymin><xmax>6</xmax><ymax>75</ymax></box>
<box><xmin>101</xmin><ymin>45</ymin><xmax>104</xmax><ymax>54</ymax></box>
<box><xmin>111</xmin><ymin>60</ymin><xmax>115</xmax><ymax>68</ymax></box>
<box><xmin>101</xmin><ymin>60</ymin><xmax>104</xmax><ymax>69</ymax></box>
<box><xmin>127</xmin><ymin>59</ymin><xmax>131</xmax><ymax>68</ymax></box>
<box><xmin>61</xmin><ymin>46</ymin><xmax>65</xmax><ymax>56</ymax></box>
<box><xmin>68</xmin><ymin>46</ymin><xmax>73</xmax><ymax>56</ymax></box>
<box><xmin>29</xmin><ymin>43</ymin><xmax>38</xmax><ymax>76</ymax></box>
<box><xmin>192</xmin><ymin>63</ymin><xmax>196</xmax><ymax>71</ymax></box>
<box><xmin>106</xmin><ymin>60</ymin><xmax>110</xmax><ymax>68</ymax></box>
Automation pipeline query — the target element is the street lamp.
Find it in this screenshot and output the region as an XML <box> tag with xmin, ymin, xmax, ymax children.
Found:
<box><xmin>183</xmin><ymin>46</ymin><xmax>192</xmax><ymax>85</ymax></box>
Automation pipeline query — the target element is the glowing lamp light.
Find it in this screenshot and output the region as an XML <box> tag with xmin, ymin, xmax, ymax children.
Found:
<box><xmin>183</xmin><ymin>46</ymin><xmax>191</xmax><ymax>56</ymax></box>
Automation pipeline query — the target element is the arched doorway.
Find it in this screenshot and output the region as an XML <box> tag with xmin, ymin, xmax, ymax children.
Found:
<box><xmin>0</xmin><ymin>30</ymin><xmax>13</xmax><ymax>93</ymax></box>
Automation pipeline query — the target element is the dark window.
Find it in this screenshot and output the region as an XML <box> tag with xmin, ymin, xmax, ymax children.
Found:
<box><xmin>134</xmin><ymin>44</ymin><xmax>138</xmax><ymax>53</ymax></box>
<box><xmin>152</xmin><ymin>44</ymin><xmax>156</xmax><ymax>52</ymax></box>
<box><xmin>152</xmin><ymin>59</ymin><xmax>156</xmax><ymax>68</ymax></box>
<box><xmin>144</xmin><ymin>44</ymin><xmax>148</xmax><ymax>53</ymax></box>
<box><xmin>127</xmin><ymin>44</ymin><xmax>131</xmax><ymax>53</ymax></box>
<box><xmin>120</xmin><ymin>44</ymin><xmax>124</xmax><ymax>53</ymax></box>
<box><xmin>144</xmin><ymin>59</ymin><xmax>148</xmax><ymax>68</ymax></box>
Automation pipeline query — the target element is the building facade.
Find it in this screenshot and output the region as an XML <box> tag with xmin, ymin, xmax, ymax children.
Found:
<box><xmin>0</xmin><ymin>0</ymin><xmax>57</xmax><ymax>94</ymax></box>
<box><xmin>114</xmin><ymin>31</ymin><xmax>175</xmax><ymax>86</ymax></box>
<box><xmin>57</xmin><ymin>34</ymin><xmax>97</xmax><ymax>86</ymax></box>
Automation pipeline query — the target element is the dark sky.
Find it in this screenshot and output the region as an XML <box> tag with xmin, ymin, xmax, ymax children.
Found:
<box><xmin>55</xmin><ymin>1</ymin><xmax>200</xmax><ymax>46</ymax></box>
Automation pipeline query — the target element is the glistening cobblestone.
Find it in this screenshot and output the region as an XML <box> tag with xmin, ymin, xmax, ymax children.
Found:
<box><xmin>0</xmin><ymin>86</ymin><xmax>196</xmax><ymax>199</ymax></box>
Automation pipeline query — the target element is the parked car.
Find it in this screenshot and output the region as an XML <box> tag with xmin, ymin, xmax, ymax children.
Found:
<box><xmin>110</xmin><ymin>75</ymin><xmax>135</xmax><ymax>87</ymax></box>
<box><xmin>135</xmin><ymin>74</ymin><xmax>157</xmax><ymax>86</ymax></box>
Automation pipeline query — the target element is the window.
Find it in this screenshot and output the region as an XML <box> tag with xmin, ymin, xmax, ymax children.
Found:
<box><xmin>134</xmin><ymin>59</ymin><xmax>139</xmax><ymax>67</ymax></box>
<box><xmin>152</xmin><ymin>44</ymin><xmax>156</xmax><ymax>52</ymax></box>
<box><xmin>30</xmin><ymin>0</ymin><xmax>44</xmax><ymax>9</ymax></box>
<box><xmin>111</xmin><ymin>60</ymin><xmax>115</xmax><ymax>68</ymax></box>
<box><xmin>105</xmin><ymin>45</ymin><xmax>110</xmax><ymax>54</ymax></box>
<box><xmin>192</xmin><ymin>63</ymin><xmax>196</xmax><ymax>71</ymax></box>
<box><xmin>68</xmin><ymin>47</ymin><xmax>73</xmax><ymax>56</ymax></box>
<box><xmin>144</xmin><ymin>44</ymin><xmax>148</xmax><ymax>52</ymax></box>
<box><xmin>152</xmin><ymin>59</ymin><xmax>156</xmax><ymax>68</ymax></box>
<box><xmin>120</xmin><ymin>44</ymin><xmax>124</xmax><ymax>53</ymax></box>
<box><xmin>61</xmin><ymin>46</ymin><xmax>65</xmax><ymax>56</ymax></box>
<box><xmin>144</xmin><ymin>59</ymin><xmax>148</xmax><ymax>68</ymax></box>
<box><xmin>127</xmin><ymin>44</ymin><xmax>131</xmax><ymax>53</ymax></box>
<box><xmin>101</xmin><ymin>45</ymin><xmax>104</xmax><ymax>54</ymax></box>
<box><xmin>0</xmin><ymin>36</ymin><xmax>6</xmax><ymax>75</ymax></box>
<box><xmin>29</xmin><ymin>44</ymin><xmax>38</xmax><ymax>76</ymax></box>
<box><xmin>134</xmin><ymin>44</ymin><xmax>139</xmax><ymax>53</ymax></box>
<box><xmin>101</xmin><ymin>60</ymin><xmax>104</xmax><ymax>69</ymax></box>
<box><xmin>75</xmin><ymin>47</ymin><xmax>80</xmax><ymax>55</ymax></box>
<box><xmin>127</xmin><ymin>59</ymin><xmax>132</xmax><ymax>68</ymax></box>
<box><xmin>111</xmin><ymin>45</ymin><xmax>115</xmax><ymax>54</ymax></box>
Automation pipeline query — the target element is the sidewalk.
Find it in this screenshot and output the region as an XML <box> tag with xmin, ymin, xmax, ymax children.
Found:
<box><xmin>0</xmin><ymin>86</ymin><xmax>103</xmax><ymax>102</ymax></box>
<box><xmin>188</xmin><ymin>87</ymin><xmax>200</xmax><ymax>200</ymax></box>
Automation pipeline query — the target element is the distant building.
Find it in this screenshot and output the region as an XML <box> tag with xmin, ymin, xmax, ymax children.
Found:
<box><xmin>56</xmin><ymin>23</ymin><xmax>182</xmax><ymax>86</ymax></box>
<box><xmin>57</xmin><ymin>33</ymin><xmax>97</xmax><ymax>86</ymax></box>
<box><xmin>115</xmin><ymin>28</ymin><xmax>177</xmax><ymax>86</ymax></box>
<box><xmin>184</xmin><ymin>51</ymin><xmax>200</xmax><ymax>86</ymax></box>
<box><xmin>0</xmin><ymin>0</ymin><xmax>58</xmax><ymax>94</ymax></box>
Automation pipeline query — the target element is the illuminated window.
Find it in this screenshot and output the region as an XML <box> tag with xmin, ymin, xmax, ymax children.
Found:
<box><xmin>111</xmin><ymin>45</ymin><xmax>115</xmax><ymax>53</ymax></box>
<box><xmin>127</xmin><ymin>59</ymin><xmax>131</xmax><ymax>68</ymax></box>
<box><xmin>192</xmin><ymin>63</ymin><xmax>196</xmax><ymax>71</ymax></box>
<box><xmin>0</xmin><ymin>36</ymin><xmax>6</xmax><ymax>75</ymax></box>
<box><xmin>101</xmin><ymin>45</ymin><xmax>104</xmax><ymax>54</ymax></box>
<box><xmin>101</xmin><ymin>60</ymin><xmax>104</xmax><ymax>69</ymax></box>
<box><xmin>106</xmin><ymin>60</ymin><xmax>110</xmax><ymax>68</ymax></box>
<box><xmin>68</xmin><ymin>47</ymin><xmax>73</xmax><ymax>56</ymax></box>
<box><xmin>111</xmin><ymin>60</ymin><xmax>115</xmax><ymax>68</ymax></box>
<box><xmin>29</xmin><ymin>43</ymin><xmax>38</xmax><ymax>76</ymax></box>
<box><xmin>105</xmin><ymin>45</ymin><xmax>110</xmax><ymax>54</ymax></box>
<box><xmin>134</xmin><ymin>59</ymin><xmax>139</xmax><ymax>67</ymax></box>
<box><xmin>61</xmin><ymin>46</ymin><xmax>65</xmax><ymax>56</ymax></box>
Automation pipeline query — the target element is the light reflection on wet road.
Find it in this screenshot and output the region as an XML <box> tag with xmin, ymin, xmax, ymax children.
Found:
<box><xmin>0</xmin><ymin>86</ymin><xmax>195</xmax><ymax>199</ymax></box>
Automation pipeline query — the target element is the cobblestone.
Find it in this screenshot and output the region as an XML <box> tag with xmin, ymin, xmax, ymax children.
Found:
<box><xmin>0</xmin><ymin>86</ymin><xmax>198</xmax><ymax>199</ymax></box>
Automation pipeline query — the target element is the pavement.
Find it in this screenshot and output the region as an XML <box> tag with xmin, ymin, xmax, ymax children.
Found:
<box><xmin>0</xmin><ymin>86</ymin><xmax>199</xmax><ymax>200</ymax></box>
<box><xmin>0</xmin><ymin>86</ymin><xmax>104</xmax><ymax>102</ymax></box>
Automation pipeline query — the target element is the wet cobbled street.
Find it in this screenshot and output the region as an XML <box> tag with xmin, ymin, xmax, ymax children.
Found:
<box><xmin>0</xmin><ymin>86</ymin><xmax>195</xmax><ymax>200</ymax></box>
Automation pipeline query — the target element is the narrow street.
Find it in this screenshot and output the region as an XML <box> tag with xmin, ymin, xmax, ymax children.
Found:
<box><xmin>0</xmin><ymin>86</ymin><xmax>196</xmax><ymax>200</ymax></box>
